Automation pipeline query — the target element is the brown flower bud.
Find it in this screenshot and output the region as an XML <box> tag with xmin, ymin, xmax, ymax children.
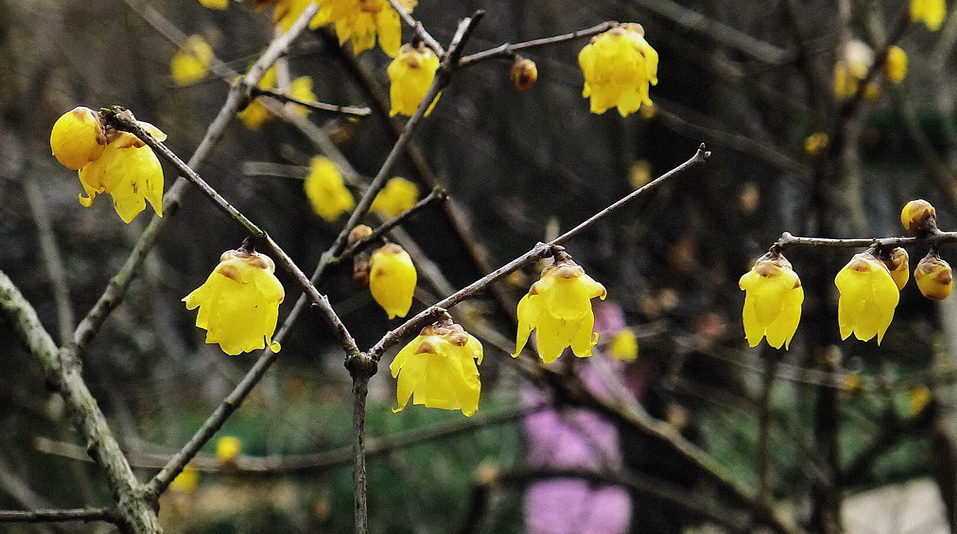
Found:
<box><xmin>901</xmin><ymin>199</ymin><xmax>937</xmax><ymax>237</ymax></box>
<box><xmin>511</xmin><ymin>57</ymin><xmax>538</xmax><ymax>91</ymax></box>
<box><xmin>881</xmin><ymin>247</ymin><xmax>910</xmax><ymax>290</ymax></box>
<box><xmin>348</xmin><ymin>224</ymin><xmax>374</xmax><ymax>247</ymax></box>
<box><xmin>915</xmin><ymin>251</ymin><xmax>953</xmax><ymax>300</ymax></box>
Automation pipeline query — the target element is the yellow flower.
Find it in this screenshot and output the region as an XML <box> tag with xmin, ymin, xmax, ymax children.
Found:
<box><xmin>608</xmin><ymin>329</ymin><xmax>638</xmax><ymax>361</ymax></box>
<box><xmin>50</xmin><ymin>107</ymin><xmax>106</xmax><ymax>170</ymax></box>
<box><xmin>287</xmin><ymin>75</ymin><xmax>315</xmax><ymax>117</ymax></box>
<box><xmin>76</xmin><ymin>128</ymin><xmax>166</xmax><ymax>224</ymax></box>
<box><xmin>309</xmin><ymin>0</ymin><xmax>415</xmax><ymax>56</ymax></box>
<box><xmin>387</xmin><ymin>43</ymin><xmax>440</xmax><ymax>117</ymax></box>
<box><xmin>513</xmin><ymin>256</ymin><xmax>607</xmax><ymax>364</ymax></box>
<box><xmin>909</xmin><ymin>384</ymin><xmax>932</xmax><ymax>416</ymax></box>
<box><xmin>238</xmin><ymin>66</ymin><xmax>277</xmax><ymax>130</ymax></box>
<box><xmin>390</xmin><ymin>321</ymin><xmax>483</xmax><ymax>416</ymax></box>
<box><xmin>834</xmin><ymin>40</ymin><xmax>876</xmax><ymax>100</ymax></box>
<box><xmin>911</xmin><ymin>0</ymin><xmax>946</xmax><ymax>30</ymax></box>
<box><xmin>885</xmin><ymin>46</ymin><xmax>908</xmax><ymax>84</ymax></box>
<box><xmin>901</xmin><ymin>199</ymin><xmax>938</xmax><ymax>236</ymax></box>
<box><xmin>303</xmin><ymin>156</ymin><xmax>355</xmax><ymax>221</ymax></box>
<box><xmin>216</xmin><ymin>436</ymin><xmax>242</xmax><ymax>466</ymax></box>
<box><xmin>370</xmin><ymin>177</ymin><xmax>418</xmax><ymax>218</ymax></box>
<box><xmin>255</xmin><ymin>0</ymin><xmax>315</xmax><ymax>33</ymax></box>
<box><xmin>169</xmin><ymin>466</ymin><xmax>201</xmax><ymax>493</ymax></box>
<box><xmin>578</xmin><ymin>23</ymin><xmax>659</xmax><ymax>117</ymax></box>
<box><xmin>835</xmin><ymin>251</ymin><xmax>900</xmax><ymax>343</ymax></box>
<box><xmin>171</xmin><ymin>35</ymin><xmax>214</xmax><ymax>86</ymax></box>
<box><xmin>738</xmin><ymin>251</ymin><xmax>804</xmax><ymax>350</ymax></box>
<box><xmin>369</xmin><ymin>243</ymin><xmax>417</xmax><ymax>319</ymax></box>
<box><xmin>803</xmin><ymin>132</ymin><xmax>829</xmax><ymax>158</ymax></box>
<box><xmin>183</xmin><ymin>249</ymin><xmax>285</xmax><ymax>355</ymax></box>
<box><xmin>199</xmin><ymin>0</ymin><xmax>229</xmax><ymax>8</ymax></box>
<box><xmin>915</xmin><ymin>252</ymin><xmax>953</xmax><ymax>300</ymax></box>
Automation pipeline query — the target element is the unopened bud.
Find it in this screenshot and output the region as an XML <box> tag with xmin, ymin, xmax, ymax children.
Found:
<box><xmin>916</xmin><ymin>252</ymin><xmax>953</xmax><ymax>300</ymax></box>
<box><xmin>882</xmin><ymin>247</ymin><xmax>910</xmax><ymax>290</ymax></box>
<box><xmin>901</xmin><ymin>199</ymin><xmax>937</xmax><ymax>236</ymax></box>
<box><xmin>511</xmin><ymin>57</ymin><xmax>538</xmax><ymax>91</ymax></box>
<box><xmin>348</xmin><ymin>224</ymin><xmax>374</xmax><ymax>247</ymax></box>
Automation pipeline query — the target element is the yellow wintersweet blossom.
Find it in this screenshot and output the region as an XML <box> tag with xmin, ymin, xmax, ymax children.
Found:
<box><xmin>171</xmin><ymin>35</ymin><xmax>215</xmax><ymax>86</ymax></box>
<box><xmin>369</xmin><ymin>243</ymin><xmax>417</xmax><ymax>318</ymax></box>
<box><xmin>169</xmin><ymin>466</ymin><xmax>200</xmax><ymax>493</ymax></box>
<box><xmin>911</xmin><ymin>0</ymin><xmax>946</xmax><ymax>30</ymax></box>
<box><xmin>388</xmin><ymin>43</ymin><xmax>440</xmax><ymax>117</ymax></box>
<box><xmin>390</xmin><ymin>320</ymin><xmax>483</xmax><ymax>416</ymax></box>
<box><xmin>310</xmin><ymin>0</ymin><xmax>416</xmax><ymax>57</ymax></box>
<box><xmin>803</xmin><ymin>132</ymin><xmax>829</xmax><ymax>158</ymax></box>
<box><xmin>513</xmin><ymin>255</ymin><xmax>607</xmax><ymax>364</ymax></box>
<box><xmin>739</xmin><ymin>250</ymin><xmax>804</xmax><ymax>350</ymax></box>
<box><xmin>915</xmin><ymin>252</ymin><xmax>953</xmax><ymax>300</ymax></box>
<box><xmin>885</xmin><ymin>46</ymin><xmax>908</xmax><ymax>84</ymax></box>
<box><xmin>303</xmin><ymin>156</ymin><xmax>355</xmax><ymax>221</ymax></box>
<box><xmin>370</xmin><ymin>177</ymin><xmax>418</xmax><ymax>218</ymax></box>
<box><xmin>834</xmin><ymin>40</ymin><xmax>876</xmax><ymax>100</ymax></box>
<box><xmin>238</xmin><ymin>66</ymin><xmax>315</xmax><ymax>130</ymax></box>
<box><xmin>52</xmin><ymin>106</ymin><xmax>167</xmax><ymax>223</ymax></box>
<box><xmin>835</xmin><ymin>250</ymin><xmax>900</xmax><ymax>344</ymax></box>
<box><xmin>183</xmin><ymin>248</ymin><xmax>285</xmax><ymax>355</ymax></box>
<box><xmin>199</xmin><ymin>0</ymin><xmax>229</xmax><ymax>8</ymax></box>
<box><xmin>216</xmin><ymin>436</ymin><xmax>242</xmax><ymax>466</ymax></box>
<box><xmin>50</xmin><ymin>107</ymin><xmax>106</xmax><ymax>170</ymax></box>
<box><xmin>254</xmin><ymin>0</ymin><xmax>314</xmax><ymax>33</ymax></box>
<box><xmin>578</xmin><ymin>23</ymin><xmax>659</xmax><ymax>117</ymax></box>
<box><xmin>608</xmin><ymin>329</ymin><xmax>638</xmax><ymax>361</ymax></box>
<box><xmin>901</xmin><ymin>199</ymin><xmax>937</xmax><ymax>236</ymax></box>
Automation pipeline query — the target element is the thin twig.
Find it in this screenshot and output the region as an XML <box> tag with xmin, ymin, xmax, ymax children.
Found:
<box><xmin>368</xmin><ymin>144</ymin><xmax>710</xmax><ymax>361</ymax></box>
<box><xmin>387</xmin><ymin>0</ymin><xmax>443</xmax><ymax>56</ymax></box>
<box><xmin>458</xmin><ymin>21</ymin><xmax>615</xmax><ymax>67</ymax></box>
<box><xmin>0</xmin><ymin>508</ymin><xmax>115</xmax><ymax>524</ymax></box>
<box><xmin>250</xmin><ymin>87</ymin><xmax>371</xmax><ymax>117</ymax></box>
<box><xmin>775</xmin><ymin>230</ymin><xmax>957</xmax><ymax>250</ymax></box>
<box><xmin>343</xmin><ymin>187</ymin><xmax>448</xmax><ymax>258</ymax></box>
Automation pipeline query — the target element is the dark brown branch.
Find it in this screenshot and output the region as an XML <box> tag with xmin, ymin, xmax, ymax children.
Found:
<box><xmin>775</xmin><ymin>230</ymin><xmax>957</xmax><ymax>250</ymax></box>
<box><xmin>0</xmin><ymin>508</ymin><xmax>115</xmax><ymax>524</ymax></box>
<box><xmin>458</xmin><ymin>21</ymin><xmax>616</xmax><ymax>67</ymax></box>
<box><xmin>250</xmin><ymin>87</ymin><xmax>371</xmax><ymax>117</ymax></box>
<box><xmin>343</xmin><ymin>187</ymin><xmax>448</xmax><ymax>258</ymax></box>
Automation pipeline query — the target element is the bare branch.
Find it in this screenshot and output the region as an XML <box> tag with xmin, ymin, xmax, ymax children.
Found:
<box><xmin>0</xmin><ymin>508</ymin><xmax>115</xmax><ymax>524</ymax></box>
<box><xmin>458</xmin><ymin>21</ymin><xmax>616</xmax><ymax>67</ymax></box>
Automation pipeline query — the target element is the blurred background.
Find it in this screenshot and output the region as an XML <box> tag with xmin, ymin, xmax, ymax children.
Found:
<box><xmin>2</xmin><ymin>0</ymin><xmax>957</xmax><ymax>532</ymax></box>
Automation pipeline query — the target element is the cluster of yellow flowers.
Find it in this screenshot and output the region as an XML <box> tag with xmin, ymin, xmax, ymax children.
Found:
<box><xmin>833</xmin><ymin>40</ymin><xmax>909</xmax><ymax>100</ymax></box>
<box><xmin>50</xmin><ymin>107</ymin><xmax>166</xmax><ymax>223</ymax></box>
<box><xmin>740</xmin><ymin>199</ymin><xmax>954</xmax><ymax>349</ymax></box>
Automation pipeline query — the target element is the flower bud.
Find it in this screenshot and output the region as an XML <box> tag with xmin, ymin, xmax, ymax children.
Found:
<box><xmin>884</xmin><ymin>46</ymin><xmax>907</xmax><ymax>84</ymax></box>
<box><xmin>901</xmin><ymin>199</ymin><xmax>937</xmax><ymax>236</ymax></box>
<box><xmin>50</xmin><ymin>106</ymin><xmax>106</xmax><ymax>170</ymax></box>
<box><xmin>803</xmin><ymin>132</ymin><xmax>829</xmax><ymax>158</ymax></box>
<box><xmin>511</xmin><ymin>57</ymin><xmax>538</xmax><ymax>91</ymax></box>
<box><xmin>915</xmin><ymin>251</ymin><xmax>953</xmax><ymax>300</ymax></box>
<box><xmin>881</xmin><ymin>247</ymin><xmax>910</xmax><ymax>290</ymax></box>
<box><xmin>348</xmin><ymin>224</ymin><xmax>374</xmax><ymax>247</ymax></box>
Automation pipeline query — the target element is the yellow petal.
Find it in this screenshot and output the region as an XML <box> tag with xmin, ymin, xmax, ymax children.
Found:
<box><xmin>369</xmin><ymin>244</ymin><xmax>417</xmax><ymax>319</ymax></box>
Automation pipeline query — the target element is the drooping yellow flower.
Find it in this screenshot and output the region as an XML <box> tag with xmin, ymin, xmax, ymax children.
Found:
<box><xmin>738</xmin><ymin>250</ymin><xmax>804</xmax><ymax>350</ymax></box>
<box><xmin>901</xmin><ymin>199</ymin><xmax>938</xmax><ymax>236</ymax></box>
<box><xmin>834</xmin><ymin>40</ymin><xmax>877</xmax><ymax>100</ymax></box>
<box><xmin>254</xmin><ymin>0</ymin><xmax>315</xmax><ymax>33</ymax></box>
<box><xmin>309</xmin><ymin>0</ymin><xmax>416</xmax><ymax>56</ymax></box>
<box><xmin>390</xmin><ymin>320</ymin><xmax>483</xmax><ymax>416</ymax></box>
<box><xmin>171</xmin><ymin>35</ymin><xmax>215</xmax><ymax>86</ymax></box>
<box><xmin>915</xmin><ymin>251</ymin><xmax>953</xmax><ymax>300</ymax></box>
<box><xmin>370</xmin><ymin>177</ymin><xmax>418</xmax><ymax>218</ymax></box>
<box><xmin>76</xmin><ymin>129</ymin><xmax>166</xmax><ymax>224</ymax></box>
<box><xmin>303</xmin><ymin>156</ymin><xmax>355</xmax><ymax>221</ymax></box>
<box><xmin>50</xmin><ymin>107</ymin><xmax>106</xmax><ymax>170</ymax></box>
<box><xmin>369</xmin><ymin>243</ymin><xmax>417</xmax><ymax>319</ymax></box>
<box><xmin>911</xmin><ymin>0</ymin><xmax>946</xmax><ymax>30</ymax></box>
<box><xmin>169</xmin><ymin>466</ymin><xmax>201</xmax><ymax>493</ymax></box>
<box><xmin>885</xmin><ymin>46</ymin><xmax>908</xmax><ymax>84</ymax></box>
<box><xmin>882</xmin><ymin>247</ymin><xmax>910</xmax><ymax>290</ymax></box>
<box><xmin>387</xmin><ymin>43</ymin><xmax>440</xmax><ymax>117</ymax></box>
<box><xmin>578</xmin><ymin>23</ymin><xmax>659</xmax><ymax>117</ymax></box>
<box><xmin>216</xmin><ymin>436</ymin><xmax>242</xmax><ymax>466</ymax></box>
<box><xmin>608</xmin><ymin>328</ymin><xmax>638</xmax><ymax>361</ymax></box>
<box><xmin>513</xmin><ymin>256</ymin><xmax>607</xmax><ymax>364</ymax></box>
<box><xmin>835</xmin><ymin>251</ymin><xmax>900</xmax><ymax>344</ymax></box>
<box><xmin>199</xmin><ymin>0</ymin><xmax>229</xmax><ymax>8</ymax></box>
<box><xmin>183</xmin><ymin>249</ymin><xmax>285</xmax><ymax>355</ymax></box>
